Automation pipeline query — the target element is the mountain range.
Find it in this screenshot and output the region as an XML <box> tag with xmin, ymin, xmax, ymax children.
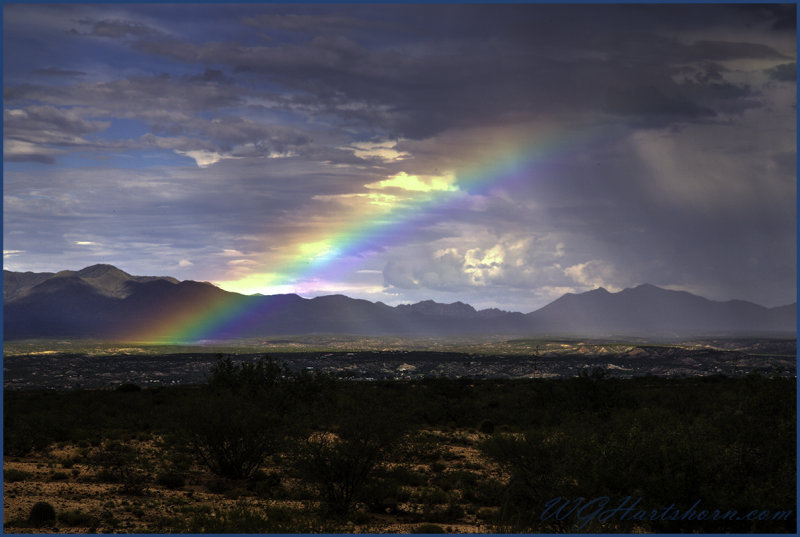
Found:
<box><xmin>3</xmin><ymin>264</ymin><xmax>796</xmax><ymax>340</ymax></box>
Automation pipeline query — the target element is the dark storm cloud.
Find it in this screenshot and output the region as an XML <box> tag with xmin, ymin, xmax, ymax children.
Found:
<box><xmin>73</xmin><ymin>18</ymin><xmax>160</xmax><ymax>38</ymax></box>
<box><xmin>603</xmin><ymin>86</ymin><xmax>716</xmax><ymax>121</ymax></box>
<box><xmin>3</xmin><ymin>105</ymin><xmax>112</xmax><ymax>163</ymax></box>
<box><xmin>32</xmin><ymin>68</ymin><xmax>87</xmax><ymax>78</ymax></box>
<box><xmin>188</xmin><ymin>68</ymin><xmax>232</xmax><ymax>84</ymax></box>
<box><xmin>734</xmin><ymin>4</ymin><xmax>797</xmax><ymax>31</ymax></box>
<box><xmin>5</xmin><ymin>74</ymin><xmax>245</xmax><ymax>113</ymax></box>
<box><xmin>5</xmin><ymin>106</ymin><xmax>108</xmax><ymax>142</ymax></box>
<box><xmin>767</xmin><ymin>62</ymin><xmax>797</xmax><ymax>82</ymax></box>
<box><xmin>675</xmin><ymin>65</ymin><xmax>754</xmax><ymax>102</ymax></box>
<box><xmin>123</xmin><ymin>5</ymin><xmax>790</xmax><ymax>140</ymax></box>
<box><xmin>243</xmin><ymin>13</ymin><xmax>375</xmax><ymax>34</ymax></box>
<box><xmin>3</xmin><ymin>4</ymin><xmax>795</xmax><ymax>308</ymax></box>
<box><xmin>682</xmin><ymin>40</ymin><xmax>789</xmax><ymax>61</ymax></box>
<box><xmin>8</xmin><ymin>4</ymin><xmax>784</xmax><ymax>142</ymax></box>
<box><xmin>199</xmin><ymin>117</ymin><xmax>311</xmax><ymax>153</ymax></box>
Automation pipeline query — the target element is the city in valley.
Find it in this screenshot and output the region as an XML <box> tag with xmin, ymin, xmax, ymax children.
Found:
<box><xmin>4</xmin><ymin>336</ymin><xmax>795</xmax><ymax>390</ymax></box>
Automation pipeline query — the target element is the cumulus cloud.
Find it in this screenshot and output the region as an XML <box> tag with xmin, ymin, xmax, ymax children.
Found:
<box><xmin>563</xmin><ymin>260</ymin><xmax>620</xmax><ymax>291</ymax></box>
<box><xmin>175</xmin><ymin>149</ymin><xmax>233</xmax><ymax>168</ymax></box>
<box><xmin>382</xmin><ymin>232</ymin><xmax>569</xmax><ymax>292</ymax></box>
<box><xmin>365</xmin><ymin>171</ymin><xmax>457</xmax><ymax>193</ymax></box>
<box><xmin>3</xmin><ymin>140</ymin><xmax>66</xmax><ymax>164</ymax></box>
<box><xmin>5</xmin><ymin>74</ymin><xmax>246</xmax><ymax>115</ymax></box>
<box><xmin>350</xmin><ymin>140</ymin><xmax>409</xmax><ymax>162</ymax></box>
<box><xmin>4</xmin><ymin>105</ymin><xmax>110</xmax><ymax>147</ymax></box>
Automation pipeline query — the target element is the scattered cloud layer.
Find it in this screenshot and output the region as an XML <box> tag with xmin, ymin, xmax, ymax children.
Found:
<box><xmin>3</xmin><ymin>4</ymin><xmax>795</xmax><ymax>310</ymax></box>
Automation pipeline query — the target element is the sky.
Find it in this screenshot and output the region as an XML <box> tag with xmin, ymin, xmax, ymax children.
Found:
<box><xmin>3</xmin><ymin>3</ymin><xmax>797</xmax><ymax>313</ymax></box>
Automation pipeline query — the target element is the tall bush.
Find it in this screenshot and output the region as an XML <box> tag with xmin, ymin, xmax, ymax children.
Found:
<box><xmin>293</xmin><ymin>388</ymin><xmax>409</xmax><ymax>514</ymax></box>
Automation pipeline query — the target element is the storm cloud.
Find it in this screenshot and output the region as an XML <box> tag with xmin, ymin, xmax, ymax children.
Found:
<box><xmin>3</xmin><ymin>4</ymin><xmax>795</xmax><ymax>311</ymax></box>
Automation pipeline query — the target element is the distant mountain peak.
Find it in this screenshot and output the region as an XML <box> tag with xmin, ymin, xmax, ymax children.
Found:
<box><xmin>396</xmin><ymin>299</ymin><xmax>478</xmax><ymax>318</ymax></box>
<box><xmin>77</xmin><ymin>263</ymin><xmax>131</xmax><ymax>277</ymax></box>
<box><xmin>631</xmin><ymin>283</ymin><xmax>660</xmax><ymax>291</ymax></box>
<box><xmin>3</xmin><ymin>266</ymin><xmax>795</xmax><ymax>340</ymax></box>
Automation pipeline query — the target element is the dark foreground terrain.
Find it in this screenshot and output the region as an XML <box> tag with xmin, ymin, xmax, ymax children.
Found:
<box><xmin>3</xmin><ymin>356</ymin><xmax>796</xmax><ymax>533</ymax></box>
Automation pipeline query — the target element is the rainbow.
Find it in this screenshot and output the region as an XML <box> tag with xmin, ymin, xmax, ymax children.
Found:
<box><xmin>126</xmin><ymin>123</ymin><xmax>597</xmax><ymax>343</ymax></box>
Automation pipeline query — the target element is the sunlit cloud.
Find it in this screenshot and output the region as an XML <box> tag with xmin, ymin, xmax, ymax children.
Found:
<box><xmin>365</xmin><ymin>171</ymin><xmax>458</xmax><ymax>193</ymax></box>
<box><xmin>175</xmin><ymin>149</ymin><xmax>232</xmax><ymax>168</ymax></box>
<box><xmin>350</xmin><ymin>140</ymin><xmax>410</xmax><ymax>162</ymax></box>
<box><xmin>313</xmin><ymin>192</ymin><xmax>398</xmax><ymax>209</ymax></box>
<box><xmin>563</xmin><ymin>260</ymin><xmax>621</xmax><ymax>291</ymax></box>
<box><xmin>297</xmin><ymin>240</ymin><xmax>339</xmax><ymax>262</ymax></box>
<box><xmin>4</xmin><ymin>139</ymin><xmax>67</xmax><ymax>163</ymax></box>
<box><xmin>227</xmin><ymin>259</ymin><xmax>258</xmax><ymax>266</ymax></box>
<box><xmin>214</xmin><ymin>272</ymin><xmax>287</xmax><ymax>295</ymax></box>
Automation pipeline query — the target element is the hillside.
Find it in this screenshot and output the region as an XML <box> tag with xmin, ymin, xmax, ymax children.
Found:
<box><xmin>3</xmin><ymin>265</ymin><xmax>795</xmax><ymax>340</ymax></box>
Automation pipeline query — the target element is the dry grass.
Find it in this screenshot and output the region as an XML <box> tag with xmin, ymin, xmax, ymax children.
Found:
<box><xmin>3</xmin><ymin>429</ymin><xmax>506</xmax><ymax>534</ymax></box>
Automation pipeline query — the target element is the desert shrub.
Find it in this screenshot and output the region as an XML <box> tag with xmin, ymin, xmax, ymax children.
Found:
<box><xmin>4</xmin><ymin>468</ymin><xmax>31</xmax><ymax>482</ymax></box>
<box><xmin>416</xmin><ymin>487</ymin><xmax>450</xmax><ymax>506</ymax></box>
<box><xmin>248</xmin><ymin>480</ymin><xmax>282</xmax><ymax>498</ymax></box>
<box><xmin>28</xmin><ymin>502</ymin><xmax>56</xmax><ymax>527</ymax></box>
<box><xmin>181</xmin><ymin>357</ymin><xmax>310</xmax><ymax>480</ymax></box>
<box><xmin>293</xmin><ymin>388</ymin><xmax>410</xmax><ymax>515</ymax></box>
<box><xmin>100</xmin><ymin>509</ymin><xmax>120</xmax><ymax>530</ymax></box>
<box><xmin>156</xmin><ymin>471</ymin><xmax>185</xmax><ymax>489</ymax></box>
<box><xmin>477</xmin><ymin>507</ymin><xmax>499</xmax><ymax>521</ymax></box>
<box><xmin>362</xmin><ymin>471</ymin><xmax>403</xmax><ymax>514</ymax></box>
<box><xmin>434</xmin><ymin>469</ymin><xmax>479</xmax><ymax>492</ymax></box>
<box><xmin>411</xmin><ymin>523</ymin><xmax>446</xmax><ymax>533</ymax></box>
<box><xmin>461</xmin><ymin>477</ymin><xmax>505</xmax><ymax>506</ymax></box>
<box><xmin>58</xmin><ymin>509</ymin><xmax>97</xmax><ymax>527</ymax></box>
<box><xmin>478</xmin><ymin>419</ymin><xmax>495</xmax><ymax>434</ymax></box>
<box><xmin>480</xmin><ymin>379</ymin><xmax>797</xmax><ymax>534</ymax></box>
<box><xmin>206</xmin><ymin>477</ymin><xmax>233</xmax><ymax>494</ymax></box>
<box><xmin>422</xmin><ymin>502</ymin><xmax>464</xmax><ymax>524</ymax></box>
<box><xmin>249</xmin><ymin>468</ymin><xmax>271</xmax><ymax>482</ymax></box>
<box><xmin>4</xmin><ymin>417</ymin><xmax>54</xmax><ymax>456</ymax></box>
<box><xmin>89</xmin><ymin>441</ymin><xmax>150</xmax><ymax>494</ymax></box>
<box><xmin>246</xmin><ymin>470</ymin><xmax>282</xmax><ymax>497</ymax></box>
<box><xmin>154</xmin><ymin>441</ymin><xmax>194</xmax><ymax>484</ymax></box>
<box><xmin>187</xmin><ymin>394</ymin><xmax>278</xmax><ymax>479</ymax></box>
<box><xmin>397</xmin><ymin>431</ymin><xmax>444</xmax><ymax>463</ymax></box>
<box><xmin>480</xmin><ymin>430</ymin><xmax>578</xmax><ymax>531</ymax></box>
<box><xmin>188</xmin><ymin>501</ymin><xmax>312</xmax><ymax>533</ymax></box>
<box><xmin>50</xmin><ymin>471</ymin><xmax>69</xmax><ymax>481</ymax></box>
<box><xmin>384</xmin><ymin>466</ymin><xmax>428</xmax><ymax>487</ymax></box>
